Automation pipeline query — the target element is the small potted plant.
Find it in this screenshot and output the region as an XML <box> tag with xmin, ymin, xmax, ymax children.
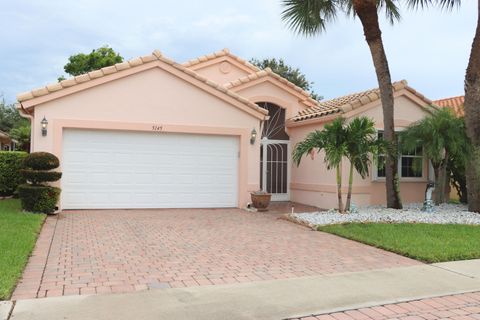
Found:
<box><xmin>250</xmin><ymin>190</ymin><xmax>272</xmax><ymax>211</ymax></box>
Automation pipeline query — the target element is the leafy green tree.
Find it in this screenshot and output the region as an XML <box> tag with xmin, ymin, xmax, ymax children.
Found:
<box><xmin>59</xmin><ymin>45</ymin><xmax>123</xmax><ymax>79</ymax></box>
<box><xmin>282</xmin><ymin>0</ymin><xmax>403</xmax><ymax>209</ymax></box>
<box><xmin>0</xmin><ymin>100</ymin><xmax>28</xmax><ymax>133</ymax></box>
<box><xmin>10</xmin><ymin>125</ymin><xmax>31</xmax><ymax>152</ymax></box>
<box><xmin>250</xmin><ymin>58</ymin><xmax>322</xmax><ymax>100</ymax></box>
<box><xmin>407</xmin><ymin>0</ymin><xmax>479</xmax><ymax>212</ymax></box>
<box><xmin>401</xmin><ymin>108</ymin><xmax>470</xmax><ymax>205</ymax></box>
<box><xmin>0</xmin><ymin>99</ymin><xmax>30</xmax><ymax>151</ymax></box>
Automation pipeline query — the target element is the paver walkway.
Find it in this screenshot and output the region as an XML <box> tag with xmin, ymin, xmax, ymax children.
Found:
<box><xmin>293</xmin><ymin>291</ymin><xmax>480</xmax><ymax>320</ymax></box>
<box><xmin>12</xmin><ymin>208</ymin><xmax>418</xmax><ymax>300</ymax></box>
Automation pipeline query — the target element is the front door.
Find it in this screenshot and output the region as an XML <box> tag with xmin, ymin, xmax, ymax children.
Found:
<box><xmin>260</xmin><ymin>138</ymin><xmax>290</xmax><ymax>201</ymax></box>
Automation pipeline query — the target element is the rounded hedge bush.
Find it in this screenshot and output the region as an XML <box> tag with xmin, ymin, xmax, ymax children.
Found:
<box><xmin>24</xmin><ymin>152</ymin><xmax>60</xmax><ymax>171</ymax></box>
<box><xmin>18</xmin><ymin>185</ymin><xmax>61</xmax><ymax>213</ymax></box>
<box><xmin>0</xmin><ymin>151</ymin><xmax>28</xmax><ymax>196</ymax></box>
<box><xmin>21</xmin><ymin>169</ymin><xmax>62</xmax><ymax>185</ymax></box>
<box><xmin>18</xmin><ymin>152</ymin><xmax>62</xmax><ymax>214</ymax></box>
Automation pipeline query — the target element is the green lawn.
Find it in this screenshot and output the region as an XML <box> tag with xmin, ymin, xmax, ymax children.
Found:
<box><xmin>0</xmin><ymin>199</ymin><xmax>45</xmax><ymax>300</ymax></box>
<box><xmin>318</xmin><ymin>223</ymin><xmax>480</xmax><ymax>263</ymax></box>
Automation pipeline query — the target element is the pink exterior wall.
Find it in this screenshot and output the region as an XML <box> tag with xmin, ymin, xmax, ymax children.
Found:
<box><xmin>232</xmin><ymin>80</ymin><xmax>307</xmax><ymax>119</ymax></box>
<box><xmin>192</xmin><ymin>59</ymin><xmax>252</xmax><ymax>85</ymax></box>
<box><xmin>30</xmin><ymin>66</ymin><xmax>262</xmax><ymax>208</ymax></box>
<box><xmin>289</xmin><ymin>92</ymin><xmax>433</xmax><ymax>209</ymax></box>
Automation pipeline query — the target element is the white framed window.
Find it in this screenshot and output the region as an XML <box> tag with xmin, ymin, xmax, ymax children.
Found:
<box><xmin>374</xmin><ymin>131</ymin><xmax>424</xmax><ymax>180</ymax></box>
<box><xmin>400</xmin><ymin>144</ymin><xmax>423</xmax><ymax>178</ymax></box>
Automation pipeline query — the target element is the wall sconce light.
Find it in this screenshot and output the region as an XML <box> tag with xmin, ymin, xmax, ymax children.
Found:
<box><xmin>41</xmin><ymin>117</ymin><xmax>48</xmax><ymax>136</ymax></box>
<box><xmin>250</xmin><ymin>128</ymin><xmax>257</xmax><ymax>145</ymax></box>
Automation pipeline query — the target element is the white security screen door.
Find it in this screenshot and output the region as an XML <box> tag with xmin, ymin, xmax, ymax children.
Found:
<box><xmin>61</xmin><ymin>129</ymin><xmax>239</xmax><ymax>209</ymax></box>
<box><xmin>260</xmin><ymin>138</ymin><xmax>290</xmax><ymax>201</ymax></box>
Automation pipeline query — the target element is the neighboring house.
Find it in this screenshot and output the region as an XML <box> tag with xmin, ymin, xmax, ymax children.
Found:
<box><xmin>0</xmin><ymin>130</ymin><xmax>16</xmax><ymax>151</ymax></box>
<box><xmin>16</xmin><ymin>49</ymin><xmax>433</xmax><ymax>210</ymax></box>
<box><xmin>433</xmin><ymin>95</ymin><xmax>464</xmax><ymax>117</ymax></box>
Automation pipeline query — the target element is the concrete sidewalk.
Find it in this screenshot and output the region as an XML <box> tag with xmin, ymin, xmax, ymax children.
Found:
<box><xmin>8</xmin><ymin>259</ymin><xmax>480</xmax><ymax>320</ymax></box>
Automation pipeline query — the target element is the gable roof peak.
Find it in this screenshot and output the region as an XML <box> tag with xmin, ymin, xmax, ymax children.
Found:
<box><xmin>223</xmin><ymin>67</ymin><xmax>318</xmax><ymax>107</ymax></box>
<box><xmin>291</xmin><ymin>80</ymin><xmax>431</xmax><ymax>123</ymax></box>
<box><xmin>182</xmin><ymin>48</ymin><xmax>260</xmax><ymax>72</ymax></box>
<box><xmin>16</xmin><ymin>49</ymin><xmax>269</xmax><ymax>118</ymax></box>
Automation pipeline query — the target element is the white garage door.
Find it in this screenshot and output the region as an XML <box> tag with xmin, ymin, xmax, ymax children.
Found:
<box><xmin>61</xmin><ymin>129</ymin><xmax>239</xmax><ymax>209</ymax></box>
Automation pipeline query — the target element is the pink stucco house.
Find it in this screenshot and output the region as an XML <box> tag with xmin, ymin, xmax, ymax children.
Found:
<box><xmin>16</xmin><ymin>49</ymin><xmax>435</xmax><ymax>210</ymax></box>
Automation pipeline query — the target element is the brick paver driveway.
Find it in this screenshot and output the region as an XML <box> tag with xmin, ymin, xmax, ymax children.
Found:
<box><xmin>293</xmin><ymin>291</ymin><xmax>480</xmax><ymax>320</ymax></box>
<box><xmin>13</xmin><ymin>208</ymin><xmax>419</xmax><ymax>300</ymax></box>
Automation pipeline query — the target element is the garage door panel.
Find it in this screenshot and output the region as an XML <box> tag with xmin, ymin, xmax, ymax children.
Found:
<box><xmin>61</xmin><ymin>129</ymin><xmax>239</xmax><ymax>209</ymax></box>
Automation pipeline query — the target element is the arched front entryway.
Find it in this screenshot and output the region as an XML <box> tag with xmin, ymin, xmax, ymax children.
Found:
<box><xmin>257</xmin><ymin>102</ymin><xmax>290</xmax><ymax>201</ymax></box>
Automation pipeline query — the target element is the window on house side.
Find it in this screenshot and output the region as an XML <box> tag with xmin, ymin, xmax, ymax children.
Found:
<box><xmin>375</xmin><ymin>131</ymin><xmax>423</xmax><ymax>179</ymax></box>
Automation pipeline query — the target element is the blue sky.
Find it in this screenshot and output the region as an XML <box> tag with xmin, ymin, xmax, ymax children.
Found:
<box><xmin>0</xmin><ymin>0</ymin><xmax>476</xmax><ymax>104</ymax></box>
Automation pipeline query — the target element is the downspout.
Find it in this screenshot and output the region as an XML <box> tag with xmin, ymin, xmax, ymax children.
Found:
<box><xmin>16</xmin><ymin>102</ymin><xmax>34</xmax><ymax>152</ymax></box>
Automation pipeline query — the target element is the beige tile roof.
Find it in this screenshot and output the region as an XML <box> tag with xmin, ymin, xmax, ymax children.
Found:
<box><xmin>291</xmin><ymin>80</ymin><xmax>433</xmax><ymax>122</ymax></box>
<box><xmin>0</xmin><ymin>130</ymin><xmax>11</xmax><ymax>140</ymax></box>
<box><xmin>16</xmin><ymin>50</ymin><xmax>268</xmax><ymax>116</ymax></box>
<box><xmin>223</xmin><ymin>67</ymin><xmax>319</xmax><ymax>106</ymax></box>
<box><xmin>182</xmin><ymin>48</ymin><xmax>260</xmax><ymax>72</ymax></box>
<box><xmin>433</xmin><ymin>95</ymin><xmax>464</xmax><ymax>117</ymax></box>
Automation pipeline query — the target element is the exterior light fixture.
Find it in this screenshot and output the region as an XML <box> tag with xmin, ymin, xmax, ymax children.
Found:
<box><xmin>250</xmin><ymin>128</ymin><xmax>257</xmax><ymax>145</ymax></box>
<box><xmin>41</xmin><ymin>117</ymin><xmax>48</xmax><ymax>136</ymax></box>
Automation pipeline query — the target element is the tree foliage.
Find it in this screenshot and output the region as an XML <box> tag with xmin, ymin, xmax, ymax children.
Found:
<box><xmin>250</xmin><ymin>58</ymin><xmax>322</xmax><ymax>101</ymax></box>
<box><xmin>400</xmin><ymin>108</ymin><xmax>470</xmax><ymax>204</ymax></box>
<box><xmin>0</xmin><ymin>99</ymin><xmax>30</xmax><ymax>151</ymax></box>
<box><xmin>293</xmin><ymin>116</ymin><xmax>383</xmax><ymax>212</ymax></box>
<box><xmin>281</xmin><ymin>0</ymin><xmax>403</xmax><ymax>209</ymax></box>
<box><xmin>0</xmin><ymin>100</ymin><xmax>28</xmax><ymax>133</ymax></box>
<box><xmin>60</xmin><ymin>45</ymin><xmax>123</xmax><ymax>79</ymax></box>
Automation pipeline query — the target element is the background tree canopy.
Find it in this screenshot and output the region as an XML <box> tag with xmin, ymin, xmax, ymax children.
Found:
<box><xmin>250</xmin><ymin>57</ymin><xmax>322</xmax><ymax>101</ymax></box>
<box><xmin>58</xmin><ymin>45</ymin><xmax>123</xmax><ymax>81</ymax></box>
<box><xmin>0</xmin><ymin>99</ymin><xmax>30</xmax><ymax>151</ymax></box>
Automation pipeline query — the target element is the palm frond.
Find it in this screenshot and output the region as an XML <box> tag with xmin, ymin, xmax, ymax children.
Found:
<box><xmin>281</xmin><ymin>0</ymin><xmax>339</xmax><ymax>36</ymax></box>
<box><xmin>292</xmin><ymin>130</ymin><xmax>324</xmax><ymax>166</ymax></box>
<box><xmin>405</xmin><ymin>0</ymin><xmax>461</xmax><ymax>10</ymax></box>
<box><xmin>378</xmin><ymin>0</ymin><xmax>401</xmax><ymax>24</ymax></box>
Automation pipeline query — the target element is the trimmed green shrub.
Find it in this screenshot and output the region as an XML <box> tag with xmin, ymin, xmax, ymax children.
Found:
<box><xmin>21</xmin><ymin>169</ymin><xmax>62</xmax><ymax>185</ymax></box>
<box><xmin>23</xmin><ymin>152</ymin><xmax>59</xmax><ymax>171</ymax></box>
<box><xmin>18</xmin><ymin>185</ymin><xmax>61</xmax><ymax>213</ymax></box>
<box><xmin>19</xmin><ymin>152</ymin><xmax>62</xmax><ymax>213</ymax></box>
<box><xmin>0</xmin><ymin>151</ymin><xmax>28</xmax><ymax>196</ymax></box>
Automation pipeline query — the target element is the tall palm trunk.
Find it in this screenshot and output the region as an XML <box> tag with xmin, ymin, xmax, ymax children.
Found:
<box><xmin>435</xmin><ymin>151</ymin><xmax>449</xmax><ymax>205</ymax></box>
<box><xmin>336</xmin><ymin>163</ymin><xmax>344</xmax><ymax>213</ymax></box>
<box><xmin>352</xmin><ymin>0</ymin><xmax>402</xmax><ymax>209</ymax></box>
<box><xmin>345</xmin><ymin>162</ymin><xmax>354</xmax><ymax>212</ymax></box>
<box><xmin>464</xmin><ymin>1</ymin><xmax>480</xmax><ymax>213</ymax></box>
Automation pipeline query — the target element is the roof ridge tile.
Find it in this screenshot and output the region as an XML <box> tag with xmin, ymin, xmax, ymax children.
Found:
<box><xmin>16</xmin><ymin>49</ymin><xmax>268</xmax><ymax>117</ymax></box>
<box><xmin>291</xmin><ymin>80</ymin><xmax>432</xmax><ymax>122</ymax></box>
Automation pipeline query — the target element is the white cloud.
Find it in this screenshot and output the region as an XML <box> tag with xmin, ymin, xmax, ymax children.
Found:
<box><xmin>0</xmin><ymin>0</ymin><xmax>476</xmax><ymax>102</ymax></box>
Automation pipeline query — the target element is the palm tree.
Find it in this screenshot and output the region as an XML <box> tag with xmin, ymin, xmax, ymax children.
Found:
<box><xmin>344</xmin><ymin>117</ymin><xmax>384</xmax><ymax>211</ymax></box>
<box><xmin>400</xmin><ymin>108</ymin><xmax>470</xmax><ymax>205</ymax></box>
<box><xmin>293</xmin><ymin>117</ymin><xmax>347</xmax><ymax>213</ymax></box>
<box><xmin>405</xmin><ymin>1</ymin><xmax>479</xmax><ymax>212</ymax></box>
<box><xmin>282</xmin><ymin>0</ymin><xmax>403</xmax><ymax>209</ymax></box>
<box><xmin>293</xmin><ymin>116</ymin><xmax>382</xmax><ymax>212</ymax></box>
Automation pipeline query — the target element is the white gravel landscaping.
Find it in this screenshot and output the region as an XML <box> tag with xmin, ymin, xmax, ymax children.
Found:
<box><xmin>293</xmin><ymin>203</ymin><xmax>480</xmax><ymax>226</ymax></box>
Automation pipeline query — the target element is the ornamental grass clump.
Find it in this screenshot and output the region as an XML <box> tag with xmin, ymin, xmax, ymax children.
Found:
<box><xmin>18</xmin><ymin>152</ymin><xmax>62</xmax><ymax>213</ymax></box>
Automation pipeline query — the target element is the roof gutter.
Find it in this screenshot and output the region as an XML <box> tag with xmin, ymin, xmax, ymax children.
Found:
<box><xmin>17</xmin><ymin>102</ymin><xmax>33</xmax><ymax>121</ymax></box>
<box><xmin>16</xmin><ymin>102</ymin><xmax>34</xmax><ymax>152</ymax></box>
